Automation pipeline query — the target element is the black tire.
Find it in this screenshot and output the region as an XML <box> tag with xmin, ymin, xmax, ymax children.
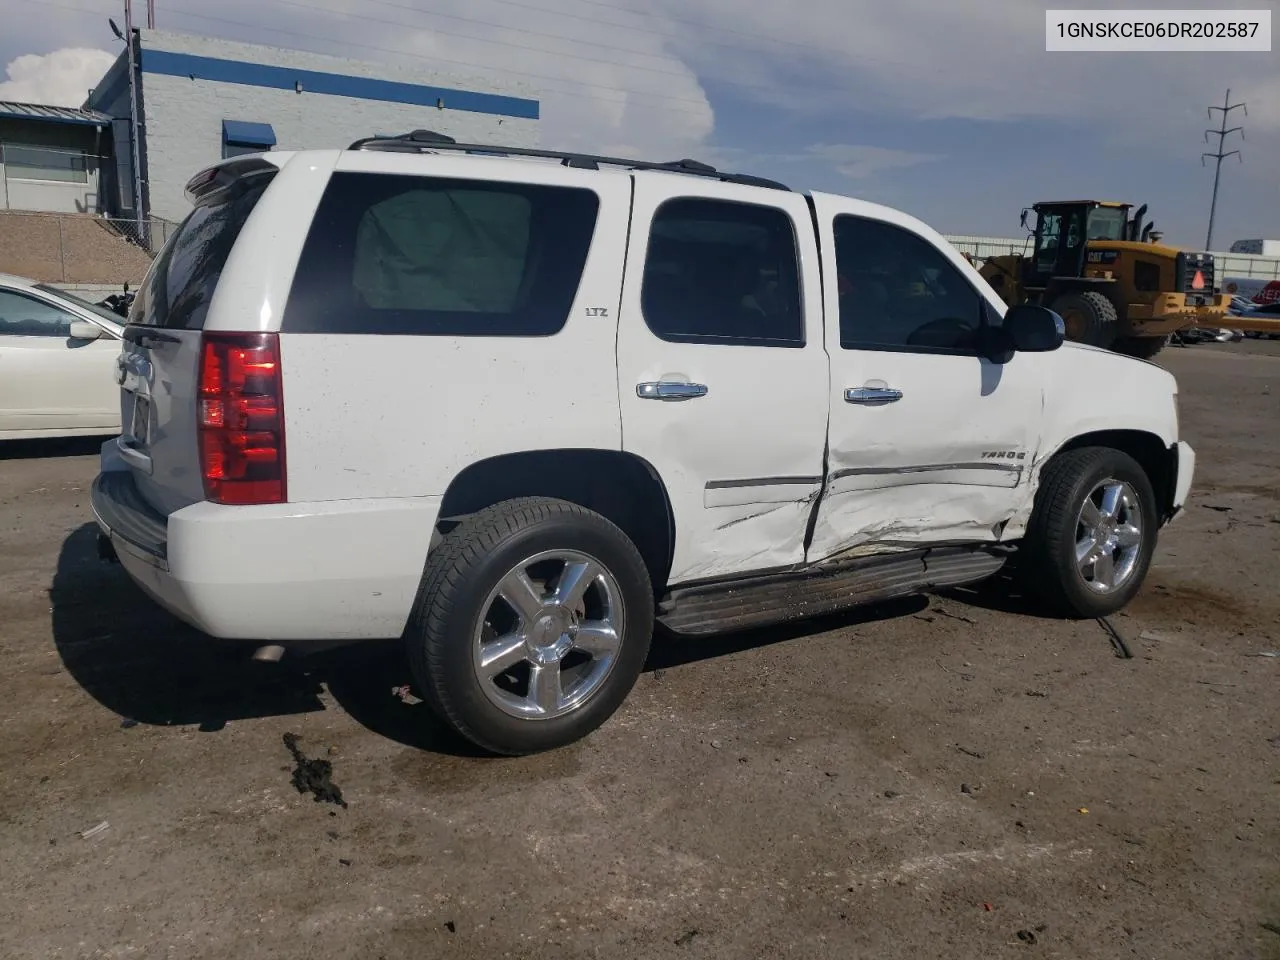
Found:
<box><xmin>1113</xmin><ymin>334</ymin><xmax>1170</xmax><ymax>360</ymax></box>
<box><xmin>1050</xmin><ymin>290</ymin><xmax>1118</xmax><ymax>348</ymax></box>
<box><xmin>405</xmin><ymin>497</ymin><xmax>654</xmax><ymax>756</ymax></box>
<box><xmin>1019</xmin><ymin>447</ymin><xmax>1159</xmax><ymax>619</ymax></box>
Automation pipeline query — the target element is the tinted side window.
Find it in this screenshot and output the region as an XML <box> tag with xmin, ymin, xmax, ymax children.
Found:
<box><xmin>833</xmin><ymin>215</ymin><xmax>983</xmax><ymax>353</ymax></box>
<box><xmin>283</xmin><ymin>173</ymin><xmax>600</xmax><ymax>336</ymax></box>
<box><xmin>641</xmin><ymin>198</ymin><xmax>803</xmax><ymax>347</ymax></box>
<box><xmin>131</xmin><ymin>171</ymin><xmax>274</xmax><ymax>329</ymax></box>
<box><xmin>0</xmin><ymin>290</ymin><xmax>76</xmax><ymax>337</ymax></box>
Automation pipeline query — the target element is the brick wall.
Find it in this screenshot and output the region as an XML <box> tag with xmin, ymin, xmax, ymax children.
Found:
<box><xmin>0</xmin><ymin>211</ymin><xmax>152</xmax><ymax>284</ymax></box>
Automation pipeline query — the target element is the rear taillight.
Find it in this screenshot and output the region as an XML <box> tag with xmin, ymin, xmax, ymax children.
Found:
<box><xmin>197</xmin><ymin>332</ymin><xmax>286</xmax><ymax>505</ymax></box>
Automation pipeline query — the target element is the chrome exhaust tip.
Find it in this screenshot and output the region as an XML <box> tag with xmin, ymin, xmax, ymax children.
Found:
<box><xmin>252</xmin><ymin>644</ymin><xmax>287</xmax><ymax>663</ymax></box>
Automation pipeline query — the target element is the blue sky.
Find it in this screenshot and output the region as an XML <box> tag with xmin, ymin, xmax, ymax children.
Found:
<box><xmin>2</xmin><ymin>0</ymin><xmax>1276</xmax><ymax>248</ymax></box>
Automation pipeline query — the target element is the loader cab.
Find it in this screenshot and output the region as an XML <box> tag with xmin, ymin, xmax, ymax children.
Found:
<box><xmin>1022</xmin><ymin>201</ymin><xmax>1133</xmax><ymax>289</ymax></box>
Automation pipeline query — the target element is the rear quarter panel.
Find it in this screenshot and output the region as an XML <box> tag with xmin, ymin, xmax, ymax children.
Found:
<box><xmin>274</xmin><ymin>152</ymin><xmax>634</xmax><ymax>502</ymax></box>
<box><xmin>204</xmin><ymin>151</ymin><xmax>340</xmax><ymax>335</ymax></box>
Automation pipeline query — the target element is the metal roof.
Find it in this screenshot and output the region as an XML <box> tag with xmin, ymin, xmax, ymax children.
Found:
<box><xmin>0</xmin><ymin>101</ymin><xmax>113</xmax><ymax>126</ymax></box>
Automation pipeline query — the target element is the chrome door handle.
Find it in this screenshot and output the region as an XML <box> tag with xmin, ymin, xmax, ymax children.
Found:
<box><xmin>637</xmin><ymin>381</ymin><xmax>708</xmax><ymax>401</ymax></box>
<box><xmin>845</xmin><ymin>386</ymin><xmax>903</xmax><ymax>404</ymax></box>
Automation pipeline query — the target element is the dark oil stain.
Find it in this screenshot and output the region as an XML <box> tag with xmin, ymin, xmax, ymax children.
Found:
<box><xmin>1128</xmin><ymin>575</ymin><xmax>1275</xmax><ymax>628</ymax></box>
<box><xmin>283</xmin><ymin>732</ymin><xmax>347</xmax><ymax>808</ymax></box>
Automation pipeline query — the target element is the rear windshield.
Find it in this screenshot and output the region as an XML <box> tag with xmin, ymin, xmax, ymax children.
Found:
<box><xmin>130</xmin><ymin>170</ymin><xmax>274</xmax><ymax>329</ymax></box>
<box><xmin>282</xmin><ymin>172</ymin><xmax>600</xmax><ymax>336</ymax></box>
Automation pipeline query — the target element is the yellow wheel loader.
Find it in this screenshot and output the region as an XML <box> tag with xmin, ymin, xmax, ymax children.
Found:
<box><xmin>978</xmin><ymin>201</ymin><xmax>1231</xmax><ymax>359</ymax></box>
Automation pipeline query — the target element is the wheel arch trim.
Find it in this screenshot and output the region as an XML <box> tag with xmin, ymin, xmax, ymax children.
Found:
<box><xmin>434</xmin><ymin>447</ymin><xmax>677</xmax><ymax>593</ymax></box>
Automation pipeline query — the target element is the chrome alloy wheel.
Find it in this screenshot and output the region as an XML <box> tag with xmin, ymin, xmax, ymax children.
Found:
<box><xmin>472</xmin><ymin>549</ymin><xmax>625</xmax><ymax>720</ymax></box>
<box><xmin>1075</xmin><ymin>479</ymin><xmax>1143</xmax><ymax>594</ymax></box>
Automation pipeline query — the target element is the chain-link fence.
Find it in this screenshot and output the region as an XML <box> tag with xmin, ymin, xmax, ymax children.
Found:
<box><xmin>102</xmin><ymin>216</ymin><xmax>180</xmax><ymax>254</ymax></box>
<box><xmin>942</xmin><ymin>233</ymin><xmax>1280</xmax><ymax>282</ymax></box>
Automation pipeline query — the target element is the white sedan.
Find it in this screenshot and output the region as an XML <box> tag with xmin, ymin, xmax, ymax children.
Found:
<box><xmin>0</xmin><ymin>273</ymin><xmax>126</xmax><ymax>440</ymax></box>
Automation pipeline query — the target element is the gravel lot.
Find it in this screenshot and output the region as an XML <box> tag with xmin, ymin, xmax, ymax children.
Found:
<box><xmin>2</xmin><ymin>340</ymin><xmax>1278</xmax><ymax>960</ymax></box>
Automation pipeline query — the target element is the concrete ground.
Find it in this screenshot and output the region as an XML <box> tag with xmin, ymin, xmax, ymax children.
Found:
<box><xmin>2</xmin><ymin>340</ymin><xmax>1278</xmax><ymax>960</ymax></box>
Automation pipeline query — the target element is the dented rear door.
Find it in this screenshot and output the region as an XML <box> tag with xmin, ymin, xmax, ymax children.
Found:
<box><xmin>616</xmin><ymin>172</ymin><xmax>830</xmax><ymax>585</ymax></box>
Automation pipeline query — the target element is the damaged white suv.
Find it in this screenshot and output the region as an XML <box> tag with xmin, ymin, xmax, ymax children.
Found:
<box><xmin>92</xmin><ymin>131</ymin><xmax>1194</xmax><ymax>755</ymax></box>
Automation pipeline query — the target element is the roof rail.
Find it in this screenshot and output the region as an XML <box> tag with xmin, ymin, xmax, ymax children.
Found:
<box><xmin>346</xmin><ymin>129</ymin><xmax>791</xmax><ymax>191</ymax></box>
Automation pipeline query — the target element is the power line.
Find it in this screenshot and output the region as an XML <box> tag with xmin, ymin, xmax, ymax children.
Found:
<box><xmin>210</xmin><ymin>0</ymin><xmax>731</xmax><ymax>86</ymax></box>
<box><xmin>160</xmin><ymin>5</ymin><xmax>714</xmax><ymax>110</ymax></box>
<box><xmin>41</xmin><ymin>0</ymin><xmax>716</xmax><ymax>114</ymax></box>
<box><xmin>479</xmin><ymin>0</ymin><xmax>869</xmax><ymax>58</ymax></box>
<box><xmin>333</xmin><ymin>0</ymin><xmax>857</xmax><ymax>65</ymax></box>
<box><xmin>157</xmin><ymin>0</ymin><xmax>1080</xmax><ymax>116</ymax></box>
<box><xmin>49</xmin><ymin>0</ymin><xmax>1079</xmax><ymax>122</ymax></box>
<box><xmin>1202</xmin><ymin>87</ymin><xmax>1245</xmax><ymax>252</ymax></box>
<box><xmin>288</xmin><ymin>0</ymin><xmax>691</xmax><ymax>71</ymax></box>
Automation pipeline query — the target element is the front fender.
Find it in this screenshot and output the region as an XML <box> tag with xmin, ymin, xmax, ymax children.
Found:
<box><xmin>1036</xmin><ymin>344</ymin><xmax>1179</xmax><ymax>456</ymax></box>
<box><xmin>1000</xmin><ymin>344</ymin><xmax>1181</xmax><ymax>538</ymax></box>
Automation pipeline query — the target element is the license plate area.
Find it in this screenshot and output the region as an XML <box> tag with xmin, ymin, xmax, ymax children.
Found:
<box><xmin>127</xmin><ymin>393</ymin><xmax>150</xmax><ymax>446</ymax></box>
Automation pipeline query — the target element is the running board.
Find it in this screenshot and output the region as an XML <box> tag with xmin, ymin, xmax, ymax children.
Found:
<box><xmin>656</xmin><ymin>545</ymin><xmax>1006</xmax><ymax>637</ymax></box>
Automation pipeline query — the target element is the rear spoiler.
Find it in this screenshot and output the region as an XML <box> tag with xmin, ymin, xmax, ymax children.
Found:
<box><xmin>184</xmin><ymin>155</ymin><xmax>279</xmax><ymax>206</ymax></box>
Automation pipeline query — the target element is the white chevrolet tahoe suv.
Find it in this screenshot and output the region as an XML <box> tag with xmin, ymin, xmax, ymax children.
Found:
<box><xmin>91</xmin><ymin>130</ymin><xmax>1194</xmax><ymax>755</ymax></box>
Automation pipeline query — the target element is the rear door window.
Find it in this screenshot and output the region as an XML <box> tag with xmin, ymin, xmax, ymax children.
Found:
<box><xmin>282</xmin><ymin>172</ymin><xmax>600</xmax><ymax>336</ymax></box>
<box><xmin>130</xmin><ymin>170</ymin><xmax>274</xmax><ymax>329</ymax></box>
<box><xmin>640</xmin><ymin>197</ymin><xmax>804</xmax><ymax>347</ymax></box>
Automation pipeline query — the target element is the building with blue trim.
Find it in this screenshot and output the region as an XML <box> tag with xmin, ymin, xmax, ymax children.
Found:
<box><xmin>78</xmin><ymin>28</ymin><xmax>540</xmax><ymax>226</ymax></box>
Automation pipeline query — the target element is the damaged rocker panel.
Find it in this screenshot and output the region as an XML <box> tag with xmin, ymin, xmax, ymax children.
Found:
<box><xmin>656</xmin><ymin>543</ymin><xmax>1007</xmax><ymax>636</ymax></box>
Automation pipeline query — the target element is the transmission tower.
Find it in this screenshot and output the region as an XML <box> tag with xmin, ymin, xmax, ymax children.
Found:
<box><xmin>1202</xmin><ymin>88</ymin><xmax>1246</xmax><ymax>251</ymax></box>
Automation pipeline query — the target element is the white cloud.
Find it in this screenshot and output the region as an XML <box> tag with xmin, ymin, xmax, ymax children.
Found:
<box><xmin>0</xmin><ymin>48</ymin><xmax>116</xmax><ymax>107</ymax></box>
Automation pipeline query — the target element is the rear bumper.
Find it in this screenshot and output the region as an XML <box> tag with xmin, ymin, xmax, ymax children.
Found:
<box><xmin>91</xmin><ymin>451</ymin><xmax>441</xmax><ymax>641</ymax></box>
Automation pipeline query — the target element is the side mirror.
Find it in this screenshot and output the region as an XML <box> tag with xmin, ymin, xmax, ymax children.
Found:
<box><xmin>1020</xmin><ymin>208</ymin><xmax>1030</xmax><ymax>229</ymax></box>
<box><xmin>1005</xmin><ymin>304</ymin><xmax>1064</xmax><ymax>352</ymax></box>
<box><xmin>69</xmin><ymin>320</ymin><xmax>104</xmax><ymax>341</ymax></box>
